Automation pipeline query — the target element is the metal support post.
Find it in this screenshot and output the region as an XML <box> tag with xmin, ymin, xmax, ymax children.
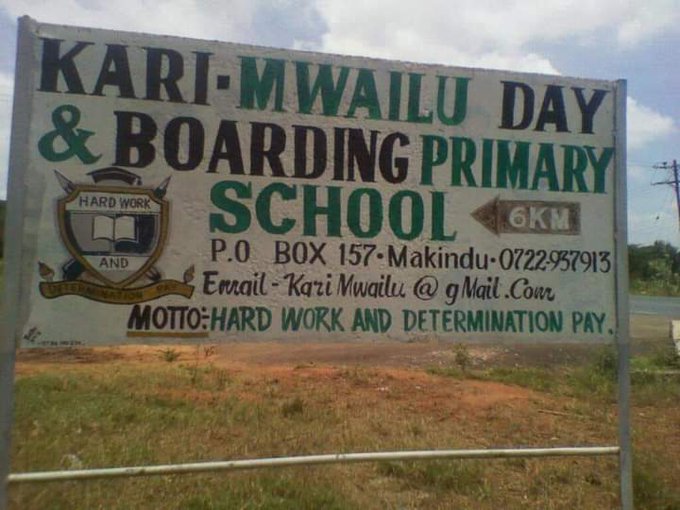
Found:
<box><xmin>1</xmin><ymin>16</ymin><xmax>36</xmax><ymax>510</ymax></box>
<box><xmin>614</xmin><ymin>79</ymin><xmax>634</xmax><ymax>510</ymax></box>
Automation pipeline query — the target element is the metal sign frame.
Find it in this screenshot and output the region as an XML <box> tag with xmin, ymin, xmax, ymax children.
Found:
<box><xmin>1</xmin><ymin>17</ymin><xmax>633</xmax><ymax>509</ymax></box>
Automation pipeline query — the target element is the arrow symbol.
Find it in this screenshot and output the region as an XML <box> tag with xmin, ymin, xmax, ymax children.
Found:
<box><xmin>471</xmin><ymin>197</ymin><xmax>501</xmax><ymax>235</ymax></box>
<box><xmin>471</xmin><ymin>197</ymin><xmax>581</xmax><ymax>235</ymax></box>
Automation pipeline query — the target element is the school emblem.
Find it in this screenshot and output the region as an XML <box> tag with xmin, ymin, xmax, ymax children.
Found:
<box><xmin>39</xmin><ymin>167</ymin><xmax>195</xmax><ymax>304</ymax></box>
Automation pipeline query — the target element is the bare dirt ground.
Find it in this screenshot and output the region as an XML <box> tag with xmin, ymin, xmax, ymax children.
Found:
<box><xmin>14</xmin><ymin>314</ymin><xmax>674</xmax><ymax>422</ymax></box>
<box><xmin>10</xmin><ymin>313</ymin><xmax>680</xmax><ymax>509</ymax></box>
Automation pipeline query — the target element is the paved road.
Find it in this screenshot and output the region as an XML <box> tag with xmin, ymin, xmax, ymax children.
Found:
<box><xmin>630</xmin><ymin>295</ymin><xmax>680</xmax><ymax>319</ymax></box>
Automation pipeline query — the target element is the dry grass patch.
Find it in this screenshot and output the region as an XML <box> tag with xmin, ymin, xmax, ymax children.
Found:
<box><xmin>8</xmin><ymin>343</ymin><xmax>679</xmax><ymax>509</ymax></box>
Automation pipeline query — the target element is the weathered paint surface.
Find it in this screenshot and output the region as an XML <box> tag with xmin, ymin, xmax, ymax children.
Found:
<box><xmin>8</xmin><ymin>18</ymin><xmax>623</xmax><ymax>346</ymax></box>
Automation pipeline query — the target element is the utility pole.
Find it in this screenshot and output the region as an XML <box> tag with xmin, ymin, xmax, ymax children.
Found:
<box><xmin>652</xmin><ymin>160</ymin><xmax>680</xmax><ymax>231</ymax></box>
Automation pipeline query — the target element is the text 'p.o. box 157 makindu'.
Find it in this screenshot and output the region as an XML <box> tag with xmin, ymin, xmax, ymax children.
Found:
<box><xmin>8</xmin><ymin>17</ymin><xmax>625</xmax><ymax>347</ymax></box>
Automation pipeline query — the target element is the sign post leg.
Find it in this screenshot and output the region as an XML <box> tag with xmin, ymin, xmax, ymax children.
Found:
<box><xmin>614</xmin><ymin>78</ymin><xmax>634</xmax><ymax>510</ymax></box>
<box><xmin>617</xmin><ymin>337</ymin><xmax>634</xmax><ymax>510</ymax></box>
<box><xmin>1</xmin><ymin>16</ymin><xmax>37</xmax><ymax>510</ymax></box>
<box><xmin>0</xmin><ymin>353</ymin><xmax>17</xmax><ymax>510</ymax></box>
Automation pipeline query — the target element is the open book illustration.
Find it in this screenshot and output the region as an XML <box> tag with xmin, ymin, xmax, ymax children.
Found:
<box><xmin>92</xmin><ymin>215</ymin><xmax>137</xmax><ymax>243</ymax></box>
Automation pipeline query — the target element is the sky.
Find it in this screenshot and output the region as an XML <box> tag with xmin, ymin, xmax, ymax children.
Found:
<box><xmin>0</xmin><ymin>0</ymin><xmax>679</xmax><ymax>247</ymax></box>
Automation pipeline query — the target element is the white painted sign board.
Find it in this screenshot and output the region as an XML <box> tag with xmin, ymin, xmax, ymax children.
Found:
<box><xmin>6</xmin><ymin>18</ymin><xmax>626</xmax><ymax>346</ymax></box>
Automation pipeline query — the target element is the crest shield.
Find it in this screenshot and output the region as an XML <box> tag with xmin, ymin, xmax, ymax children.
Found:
<box><xmin>58</xmin><ymin>184</ymin><xmax>169</xmax><ymax>288</ymax></box>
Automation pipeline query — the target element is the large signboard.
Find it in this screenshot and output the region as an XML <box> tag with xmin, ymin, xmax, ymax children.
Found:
<box><xmin>8</xmin><ymin>18</ymin><xmax>625</xmax><ymax>346</ymax></box>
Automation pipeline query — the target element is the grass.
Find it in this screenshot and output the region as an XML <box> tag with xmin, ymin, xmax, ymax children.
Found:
<box><xmin>427</xmin><ymin>364</ymin><xmax>558</xmax><ymax>392</ymax></box>
<box><xmin>280</xmin><ymin>396</ymin><xmax>305</xmax><ymax>418</ymax></box>
<box><xmin>430</xmin><ymin>344</ymin><xmax>680</xmax><ymax>404</ymax></box>
<box><xmin>630</xmin><ymin>279</ymin><xmax>680</xmax><ymax>297</ymax></box>
<box><xmin>424</xmin><ymin>345</ymin><xmax>680</xmax><ymax>509</ymax></box>
<box><xmin>8</xmin><ymin>345</ymin><xmax>680</xmax><ymax>509</ymax></box>
<box><xmin>178</xmin><ymin>472</ymin><xmax>354</xmax><ymax>510</ymax></box>
<box><xmin>158</xmin><ymin>347</ymin><xmax>181</xmax><ymax>362</ymax></box>
<box><xmin>378</xmin><ymin>460</ymin><xmax>490</xmax><ymax>497</ymax></box>
<box><xmin>633</xmin><ymin>454</ymin><xmax>680</xmax><ymax>510</ymax></box>
<box><xmin>10</xmin><ymin>365</ymin><xmax>360</xmax><ymax>509</ymax></box>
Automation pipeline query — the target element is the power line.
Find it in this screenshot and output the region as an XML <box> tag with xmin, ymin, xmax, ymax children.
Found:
<box><xmin>652</xmin><ymin>160</ymin><xmax>680</xmax><ymax>231</ymax></box>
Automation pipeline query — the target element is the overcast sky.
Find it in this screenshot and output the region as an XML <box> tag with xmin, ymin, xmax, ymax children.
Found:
<box><xmin>1</xmin><ymin>0</ymin><xmax>679</xmax><ymax>246</ymax></box>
